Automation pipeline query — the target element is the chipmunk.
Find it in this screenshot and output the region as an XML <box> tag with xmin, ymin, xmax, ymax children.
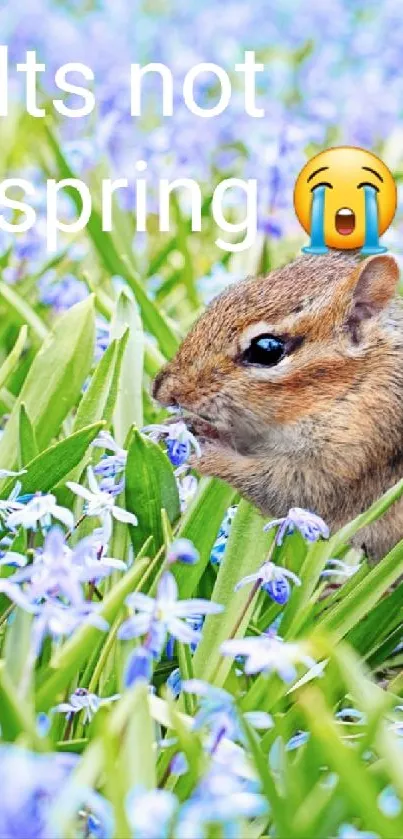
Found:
<box><xmin>153</xmin><ymin>251</ymin><xmax>403</xmax><ymax>560</ymax></box>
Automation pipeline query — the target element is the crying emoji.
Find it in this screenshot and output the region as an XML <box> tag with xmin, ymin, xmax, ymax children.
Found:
<box><xmin>293</xmin><ymin>146</ymin><xmax>397</xmax><ymax>255</ymax></box>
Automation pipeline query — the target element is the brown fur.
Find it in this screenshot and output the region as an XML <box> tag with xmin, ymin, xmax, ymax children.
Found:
<box><xmin>153</xmin><ymin>251</ymin><xmax>403</xmax><ymax>559</ymax></box>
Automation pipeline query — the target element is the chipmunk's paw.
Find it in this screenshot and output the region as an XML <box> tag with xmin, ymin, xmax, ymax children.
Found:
<box><xmin>189</xmin><ymin>438</ymin><xmax>233</xmax><ymax>476</ymax></box>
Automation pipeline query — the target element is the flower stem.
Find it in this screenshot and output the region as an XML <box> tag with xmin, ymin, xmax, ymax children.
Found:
<box><xmin>65</xmin><ymin>513</ymin><xmax>86</xmax><ymax>541</ymax></box>
<box><xmin>228</xmin><ymin>579</ymin><xmax>261</xmax><ymax>640</ymax></box>
<box><xmin>227</xmin><ymin>537</ymin><xmax>277</xmax><ymax>640</ymax></box>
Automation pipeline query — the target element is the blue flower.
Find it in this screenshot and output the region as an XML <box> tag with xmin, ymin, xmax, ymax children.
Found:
<box><xmin>235</xmin><ymin>559</ymin><xmax>301</xmax><ymax>605</ymax></box>
<box><xmin>124</xmin><ymin>646</ymin><xmax>154</xmax><ymax>688</ymax></box>
<box><xmin>52</xmin><ymin>688</ymin><xmax>120</xmax><ymax>724</ymax></box>
<box><xmin>182</xmin><ymin>679</ymin><xmax>273</xmax><ymax>747</ymax></box>
<box><xmin>176</xmin><ymin>765</ymin><xmax>268</xmax><ymax>839</ymax></box>
<box><xmin>0</xmin><ymin>744</ymin><xmax>112</xmax><ymax>839</ymax></box>
<box><xmin>167</xmin><ymin>667</ymin><xmax>182</xmax><ymax>698</ymax></box>
<box><xmin>321</xmin><ymin>558</ymin><xmax>362</xmax><ymax>579</ymax></box>
<box><xmin>167</xmin><ymin>538</ymin><xmax>199</xmax><ymax>566</ymax></box>
<box><xmin>377</xmin><ymin>786</ymin><xmax>402</xmax><ymax>818</ymax></box>
<box><xmin>6</xmin><ymin>492</ymin><xmax>74</xmax><ymax>533</ymax></box>
<box><xmin>67</xmin><ymin>467</ymin><xmax>137</xmax><ymax>546</ymax></box>
<box><xmin>143</xmin><ymin>421</ymin><xmax>201</xmax><ymax>467</ymax></box>
<box><xmin>39</xmin><ymin>272</ymin><xmax>88</xmax><ymax>313</ymax></box>
<box><xmin>126</xmin><ymin>787</ymin><xmax>177</xmax><ymax>839</ymax></box>
<box><xmin>118</xmin><ymin>572</ymin><xmax>222</xmax><ymax>657</ymax></box>
<box><xmin>264</xmin><ymin>507</ymin><xmax>330</xmax><ymax>545</ymax></box>
<box><xmin>210</xmin><ymin>506</ymin><xmax>237</xmax><ymax>566</ymax></box>
<box><xmin>0</xmin><ymin>527</ymin><xmax>126</xmax><ymax>605</ymax></box>
<box><xmin>221</xmin><ymin>633</ymin><xmax>318</xmax><ymax>681</ymax></box>
<box><xmin>166</xmin><ymin>438</ymin><xmax>189</xmax><ymax>467</ymax></box>
<box><xmin>92</xmin><ymin>431</ymin><xmax>128</xmax><ymax>479</ymax></box>
<box><xmin>175</xmin><ymin>469</ymin><xmax>198</xmax><ymax>512</ymax></box>
<box><xmin>338</xmin><ymin>826</ymin><xmax>379</xmax><ymax>839</ymax></box>
<box><xmin>286</xmin><ymin>730</ymin><xmax>310</xmax><ymax>751</ymax></box>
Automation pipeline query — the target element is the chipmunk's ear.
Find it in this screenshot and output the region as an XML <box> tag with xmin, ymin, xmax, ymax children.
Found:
<box><xmin>343</xmin><ymin>254</ymin><xmax>400</xmax><ymax>339</ymax></box>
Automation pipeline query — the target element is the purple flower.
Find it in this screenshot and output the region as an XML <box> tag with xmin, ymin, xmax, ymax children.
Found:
<box><xmin>264</xmin><ymin>508</ymin><xmax>330</xmax><ymax>545</ymax></box>
<box><xmin>118</xmin><ymin>571</ymin><xmax>222</xmax><ymax>655</ymax></box>
<box><xmin>95</xmin><ymin>319</ymin><xmax>110</xmax><ymax>363</ymax></box>
<box><xmin>210</xmin><ymin>505</ymin><xmax>238</xmax><ymax>566</ymax></box>
<box><xmin>67</xmin><ymin>467</ymin><xmax>137</xmax><ymax>545</ymax></box>
<box><xmin>29</xmin><ymin>601</ymin><xmax>109</xmax><ymax>660</ymax></box>
<box><xmin>175</xmin><ymin>469</ymin><xmax>198</xmax><ymax>512</ymax></box>
<box><xmin>182</xmin><ymin>679</ymin><xmax>273</xmax><ymax>747</ymax></box>
<box><xmin>124</xmin><ymin>646</ymin><xmax>153</xmax><ymax>688</ymax></box>
<box><xmin>39</xmin><ymin>273</ymin><xmax>88</xmax><ymax>313</ymax></box>
<box><xmin>93</xmin><ymin>432</ymin><xmax>127</xmax><ymax>479</ymax></box>
<box><xmin>53</xmin><ymin>688</ymin><xmax>120</xmax><ymax>724</ymax></box>
<box><xmin>0</xmin><ymin>743</ymin><xmax>112</xmax><ymax>839</ymax></box>
<box><xmin>221</xmin><ymin>634</ymin><xmax>318</xmax><ymax>681</ymax></box>
<box><xmin>321</xmin><ymin>558</ymin><xmax>361</xmax><ymax>579</ymax></box>
<box><xmin>167</xmin><ymin>538</ymin><xmax>199</xmax><ymax>566</ymax></box>
<box><xmin>176</xmin><ymin>765</ymin><xmax>268</xmax><ymax>838</ymax></box>
<box><xmin>6</xmin><ymin>493</ymin><xmax>74</xmax><ymax>533</ymax></box>
<box><xmin>126</xmin><ymin>787</ymin><xmax>177</xmax><ymax>839</ymax></box>
<box><xmin>142</xmin><ymin>421</ymin><xmax>201</xmax><ymax>467</ymax></box>
<box><xmin>235</xmin><ymin>560</ymin><xmax>301</xmax><ymax>605</ymax></box>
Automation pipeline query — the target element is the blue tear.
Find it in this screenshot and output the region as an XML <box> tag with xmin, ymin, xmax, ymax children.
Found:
<box><xmin>360</xmin><ymin>184</ymin><xmax>387</xmax><ymax>255</ymax></box>
<box><xmin>302</xmin><ymin>185</ymin><xmax>328</xmax><ymax>254</ymax></box>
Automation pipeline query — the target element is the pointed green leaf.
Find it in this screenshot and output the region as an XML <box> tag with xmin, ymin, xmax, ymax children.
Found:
<box><xmin>111</xmin><ymin>289</ymin><xmax>144</xmax><ymax>444</ymax></box>
<box><xmin>314</xmin><ymin>537</ymin><xmax>403</xmax><ymax>642</ymax></box>
<box><xmin>173</xmin><ymin>478</ymin><xmax>237</xmax><ymax>599</ymax></box>
<box><xmin>73</xmin><ymin>331</ymin><xmax>129</xmax><ymax>433</ymax></box>
<box><xmin>125</xmin><ymin>428</ymin><xmax>180</xmax><ymax>554</ymax></box>
<box><xmin>19</xmin><ymin>403</ymin><xmax>38</xmax><ymax>466</ymax></box>
<box><xmin>2</xmin><ymin>422</ymin><xmax>104</xmax><ymax>499</ymax></box>
<box><xmin>193</xmin><ymin>500</ymin><xmax>269</xmax><ymax>686</ymax></box>
<box><xmin>0</xmin><ymin>324</ymin><xmax>28</xmax><ymax>391</ymax></box>
<box><xmin>0</xmin><ymin>296</ymin><xmax>95</xmax><ymax>470</ymax></box>
<box><xmin>0</xmin><ymin>662</ymin><xmax>38</xmax><ymax>743</ymax></box>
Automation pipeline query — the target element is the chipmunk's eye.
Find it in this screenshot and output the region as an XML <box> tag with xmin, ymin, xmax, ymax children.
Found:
<box><xmin>242</xmin><ymin>334</ymin><xmax>286</xmax><ymax>366</ymax></box>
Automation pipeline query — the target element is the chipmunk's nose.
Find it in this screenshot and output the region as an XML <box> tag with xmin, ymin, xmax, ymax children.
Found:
<box><xmin>152</xmin><ymin>365</ymin><xmax>179</xmax><ymax>407</ymax></box>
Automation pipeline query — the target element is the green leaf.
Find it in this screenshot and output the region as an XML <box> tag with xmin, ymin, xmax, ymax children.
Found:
<box><xmin>282</xmin><ymin>477</ymin><xmax>403</xmax><ymax>638</ymax></box>
<box><xmin>73</xmin><ymin>332</ymin><xmax>129</xmax><ymax>434</ymax></box>
<box><xmin>346</xmin><ymin>583</ymin><xmax>403</xmax><ymax>659</ymax></box>
<box><xmin>193</xmin><ymin>501</ymin><xmax>270</xmax><ymax>686</ymax></box>
<box><xmin>173</xmin><ymin>478</ymin><xmax>237</xmax><ymax>599</ymax></box>
<box><xmin>239</xmin><ymin>716</ymin><xmax>289</xmax><ymax>837</ymax></box>
<box><xmin>299</xmin><ymin>686</ymin><xmax>403</xmax><ymax>838</ymax></box>
<box><xmin>19</xmin><ymin>403</ymin><xmax>38</xmax><ymax>466</ymax></box>
<box><xmin>0</xmin><ymin>324</ymin><xmax>28</xmax><ymax>391</ymax></box>
<box><xmin>2</xmin><ymin>422</ymin><xmax>104</xmax><ymax>499</ymax></box>
<box><xmin>314</xmin><ymin>537</ymin><xmax>403</xmax><ymax>642</ymax></box>
<box><xmin>111</xmin><ymin>289</ymin><xmax>144</xmax><ymax>444</ymax></box>
<box><xmin>0</xmin><ymin>662</ymin><xmax>38</xmax><ymax>743</ymax></box>
<box><xmin>3</xmin><ymin>607</ymin><xmax>33</xmax><ymax>696</ymax></box>
<box><xmin>0</xmin><ymin>296</ymin><xmax>95</xmax><ymax>470</ymax></box>
<box><xmin>125</xmin><ymin>428</ymin><xmax>180</xmax><ymax>554</ymax></box>
<box><xmin>121</xmin><ymin>683</ymin><xmax>156</xmax><ymax>789</ymax></box>
<box><xmin>0</xmin><ymin>282</ymin><xmax>48</xmax><ymax>341</ymax></box>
